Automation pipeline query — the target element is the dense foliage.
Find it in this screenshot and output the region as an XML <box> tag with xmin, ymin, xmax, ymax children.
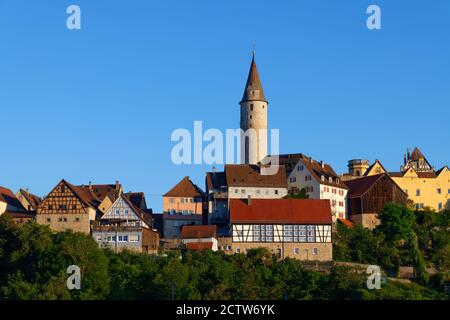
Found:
<box><xmin>0</xmin><ymin>213</ymin><xmax>448</xmax><ymax>300</ymax></box>
<box><xmin>333</xmin><ymin>204</ymin><xmax>450</xmax><ymax>291</ymax></box>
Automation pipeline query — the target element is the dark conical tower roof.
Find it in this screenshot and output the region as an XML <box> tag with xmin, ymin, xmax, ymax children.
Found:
<box><xmin>240</xmin><ymin>54</ymin><xmax>267</xmax><ymax>104</ymax></box>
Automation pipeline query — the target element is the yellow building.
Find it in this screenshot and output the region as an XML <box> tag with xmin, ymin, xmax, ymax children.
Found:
<box><xmin>352</xmin><ymin>148</ymin><xmax>449</xmax><ymax>211</ymax></box>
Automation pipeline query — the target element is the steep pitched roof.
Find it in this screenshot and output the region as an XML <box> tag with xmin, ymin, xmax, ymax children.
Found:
<box><xmin>225</xmin><ymin>164</ymin><xmax>287</xmax><ymax>188</ymax></box>
<box><xmin>124</xmin><ymin>192</ymin><xmax>147</xmax><ymax>210</ymax></box>
<box><xmin>163</xmin><ymin>176</ymin><xmax>204</xmax><ymax>198</ymax></box>
<box><xmin>410</xmin><ymin>147</ymin><xmax>426</xmax><ymax>161</ymax></box>
<box><xmin>230</xmin><ymin>198</ymin><xmax>332</xmax><ymax>224</ymax></box>
<box><xmin>240</xmin><ymin>55</ymin><xmax>267</xmax><ymax>103</ymax></box>
<box><xmin>180</xmin><ymin>225</ymin><xmax>217</xmax><ymax>239</ymax></box>
<box><xmin>364</xmin><ymin>160</ymin><xmax>387</xmax><ymax>176</ymax></box>
<box><xmin>300</xmin><ymin>157</ymin><xmax>348</xmax><ymax>190</ymax></box>
<box><xmin>344</xmin><ymin>174</ymin><xmax>383</xmax><ymax>198</ymax></box>
<box><xmin>436</xmin><ymin>166</ymin><xmax>450</xmax><ymax>176</ymax></box>
<box><xmin>0</xmin><ymin>186</ymin><xmax>25</xmax><ymax>210</ymax></box>
<box><xmin>344</xmin><ymin>173</ymin><xmax>405</xmax><ymax>198</ymax></box>
<box><xmin>18</xmin><ymin>189</ymin><xmax>42</xmax><ymax>209</ymax></box>
<box><xmin>205</xmin><ymin>171</ymin><xmax>227</xmax><ymax>191</ymax></box>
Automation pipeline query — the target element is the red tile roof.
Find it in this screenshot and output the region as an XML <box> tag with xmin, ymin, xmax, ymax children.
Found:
<box><xmin>181</xmin><ymin>225</ymin><xmax>217</xmax><ymax>239</ymax></box>
<box><xmin>186</xmin><ymin>242</ymin><xmax>214</xmax><ymax>251</ymax></box>
<box><xmin>337</xmin><ymin>218</ymin><xmax>354</xmax><ymax>228</ymax></box>
<box><xmin>163</xmin><ymin>176</ymin><xmax>204</xmax><ymax>198</ymax></box>
<box><xmin>230</xmin><ymin>199</ymin><xmax>332</xmax><ymax>224</ymax></box>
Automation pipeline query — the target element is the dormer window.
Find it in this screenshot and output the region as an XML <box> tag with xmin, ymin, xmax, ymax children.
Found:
<box><xmin>329</xmin><ymin>177</ymin><xmax>333</xmax><ymax>183</ymax></box>
<box><xmin>321</xmin><ymin>175</ymin><xmax>325</xmax><ymax>181</ymax></box>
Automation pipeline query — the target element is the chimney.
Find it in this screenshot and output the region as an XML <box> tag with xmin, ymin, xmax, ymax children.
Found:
<box><xmin>88</xmin><ymin>181</ymin><xmax>93</xmax><ymax>190</ymax></box>
<box><xmin>247</xmin><ymin>195</ymin><xmax>252</xmax><ymax>206</ymax></box>
<box><xmin>407</xmin><ymin>148</ymin><xmax>410</xmax><ymax>159</ymax></box>
<box><xmin>115</xmin><ymin>180</ymin><xmax>120</xmax><ymax>190</ymax></box>
<box><xmin>320</xmin><ymin>160</ymin><xmax>324</xmax><ymax>168</ymax></box>
<box><xmin>403</xmin><ymin>154</ymin><xmax>407</xmax><ymax>165</ymax></box>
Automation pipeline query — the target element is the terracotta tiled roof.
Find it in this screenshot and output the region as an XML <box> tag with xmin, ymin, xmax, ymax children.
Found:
<box><xmin>163</xmin><ymin>176</ymin><xmax>204</xmax><ymax>198</ymax></box>
<box><xmin>337</xmin><ymin>218</ymin><xmax>354</xmax><ymax>228</ymax></box>
<box><xmin>416</xmin><ymin>172</ymin><xmax>437</xmax><ymax>178</ymax></box>
<box><xmin>0</xmin><ymin>186</ymin><xmax>25</xmax><ymax>210</ymax></box>
<box><xmin>181</xmin><ymin>225</ymin><xmax>217</xmax><ymax>239</ymax></box>
<box><xmin>240</xmin><ymin>55</ymin><xmax>267</xmax><ymax>103</ymax></box>
<box><xmin>230</xmin><ymin>199</ymin><xmax>332</xmax><ymax>224</ymax></box>
<box><xmin>225</xmin><ymin>164</ymin><xmax>287</xmax><ymax>188</ymax></box>
<box><xmin>186</xmin><ymin>242</ymin><xmax>214</xmax><ymax>251</ymax></box>
<box><xmin>274</xmin><ymin>153</ymin><xmax>347</xmax><ymax>189</ymax></box>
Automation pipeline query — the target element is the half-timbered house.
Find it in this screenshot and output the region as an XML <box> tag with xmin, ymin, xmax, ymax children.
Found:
<box><xmin>36</xmin><ymin>179</ymin><xmax>122</xmax><ymax>234</ymax></box>
<box><xmin>92</xmin><ymin>194</ymin><xmax>159</xmax><ymax>254</ymax></box>
<box><xmin>229</xmin><ymin>198</ymin><xmax>332</xmax><ymax>261</ymax></box>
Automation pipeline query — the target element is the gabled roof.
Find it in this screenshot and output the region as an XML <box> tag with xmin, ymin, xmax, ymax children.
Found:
<box><xmin>205</xmin><ymin>171</ymin><xmax>227</xmax><ymax>191</ymax></box>
<box><xmin>124</xmin><ymin>192</ymin><xmax>147</xmax><ymax>210</ymax></box>
<box><xmin>0</xmin><ymin>186</ymin><xmax>25</xmax><ymax>210</ymax></box>
<box><xmin>230</xmin><ymin>199</ymin><xmax>332</xmax><ymax>224</ymax></box>
<box><xmin>17</xmin><ymin>189</ymin><xmax>42</xmax><ymax>209</ymax></box>
<box><xmin>225</xmin><ymin>164</ymin><xmax>287</xmax><ymax>188</ymax></box>
<box><xmin>410</xmin><ymin>147</ymin><xmax>426</xmax><ymax>161</ymax></box>
<box><xmin>364</xmin><ymin>160</ymin><xmax>387</xmax><ymax>176</ymax></box>
<box><xmin>163</xmin><ymin>176</ymin><xmax>204</xmax><ymax>198</ymax></box>
<box><xmin>39</xmin><ymin>180</ymin><xmax>121</xmax><ymax>213</ymax></box>
<box><xmin>101</xmin><ymin>194</ymin><xmax>151</xmax><ymax>226</ymax></box>
<box><xmin>180</xmin><ymin>225</ymin><xmax>217</xmax><ymax>239</ymax></box>
<box><xmin>436</xmin><ymin>166</ymin><xmax>450</xmax><ymax>176</ymax></box>
<box><xmin>344</xmin><ymin>173</ymin><xmax>405</xmax><ymax>198</ymax></box>
<box><xmin>240</xmin><ymin>55</ymin><xmax>267</xmax><ymax>104</ymax></box>
<box><xmin>344</xmin><ymin>174</ymin><xmax>383</xmax><ymax>198</ymax></box>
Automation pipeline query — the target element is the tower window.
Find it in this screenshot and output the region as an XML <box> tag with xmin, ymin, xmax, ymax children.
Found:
<box><xmin>249</xmin><ymin>115</ymin><xmax>252</xmax><ymax>119</ymax></box>
<box><xmin>250</xmin><ymin>104</ymin><xmax>253</xmax><ymax>111</ymax></box>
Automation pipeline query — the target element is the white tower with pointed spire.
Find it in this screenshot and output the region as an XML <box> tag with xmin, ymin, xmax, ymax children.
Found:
<box><xmin>240</xmin><ymin>53</ymin><xmax>268</xmax><ymax>165</ymax></box>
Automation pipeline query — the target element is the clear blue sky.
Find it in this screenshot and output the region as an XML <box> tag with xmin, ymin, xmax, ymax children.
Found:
<box><xmin>1</xmin><ymin>0</ymin><xmax>449</xmax><ymax>212</ymax></box>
